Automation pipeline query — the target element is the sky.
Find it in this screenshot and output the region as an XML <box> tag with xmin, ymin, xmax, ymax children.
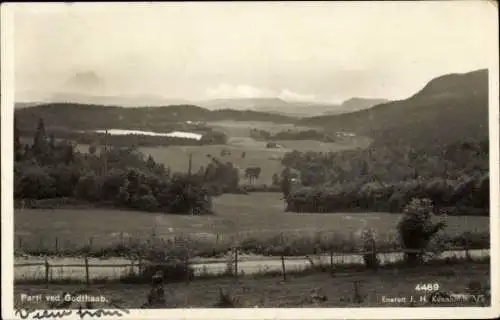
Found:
<box><xmin>11</xmin><ymin>1</ymin><xmax>498</xmax><ymax>104</ymax></box>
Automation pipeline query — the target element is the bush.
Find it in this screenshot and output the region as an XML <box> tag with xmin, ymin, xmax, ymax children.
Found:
<box><xmin>199</xmin><ymin>131</ymin><xmax>228</xmax><ymax>145</ymax></box>
<box><xmin>17</xmin><ymin>197</ymin><xmax>91</xmax><ymax>209</ymax></box>
<box><xmin>471</xmin><ymin>174</ymin><xmax>489</xmax><ymax>208</ymax></box>
<box><xmin>131</xmin><ymin>194</ymin><xmax>159</xmax><ymax>212</ymax></box>
<box><xmin>16</xmin><ymin>165</ymin><xmax>57</xmax><ymax>199</ymax></box>
<box><xmin>397</xmin><ymin>198</ymin><xmax>446</xmax><ymax>266</ymax></box>
<box><xmin>135</xmin><ymin>236</ymin><xmax>195</xmax><ymax>283</ymax></box>
<box><xmin>283</xmin><ymin>174</ymin><xmax>489</xmax><ymax>215</ymax></box>
<box><xmin>166</xmin><ymin>174</ymin><xmax>212</xmax><ymax>215</ymax></box>
<box><xmin>140</xmin><ymin>262</ymin><xmax>194</xmax><ymax>284</ymax></box>
<box><xmin>360</xmin><ymin>228</ymin><xmax>379</xmax><ymax>270</ymax></box>
<box><xmin>388</xmin><ymin>191</ymin><xmax>408</xmax><ymax>213</ymax></box>
<box><xmin>47</xmin><ymin>164</ymin><xmax>81</xmax><ymax>198</ymax></box>
<box><xmin>101</xmin><ymin>169</ymin><xmax>128</xmax><ymax>201</ymax></box>
<box><xmin>74</xmin><ymin>174</ymin><xmax>103</xmax><ymax>202</ymax></box>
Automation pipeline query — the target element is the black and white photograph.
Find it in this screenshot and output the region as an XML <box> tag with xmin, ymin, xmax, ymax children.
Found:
<box><xmin>2</xmin><ymin>1</ymin><xmax>499</xmax><ymax>319</ymax></box>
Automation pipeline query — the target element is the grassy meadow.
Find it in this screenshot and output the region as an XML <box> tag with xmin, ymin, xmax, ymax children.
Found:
<box><xmin>15</xmin><ymin>192</ymin><xmax>489</xmax><ymax>253</ymax></box>
<box><xmin>68</xmin><ymin>120</ymin><xmax>370</xmax><ymax>184</ymax></box>
<box><xmin>137</xmin><ymin>139</ymin><xmax>368</xmax><ymax>185</ymax></box>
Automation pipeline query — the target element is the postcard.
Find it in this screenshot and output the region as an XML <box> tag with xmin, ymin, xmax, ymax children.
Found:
<box><xmin>2</xmin><ymin>1</ymin><xmax>499</xmax><ymax>319</ymax></box>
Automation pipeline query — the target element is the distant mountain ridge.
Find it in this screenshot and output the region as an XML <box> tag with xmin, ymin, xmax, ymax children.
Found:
<box><xmin>15</xmin><ymin>95</ymin><xmax>382</xmax><ymax>117</ymax></box>
<box><xmin>201</xmin><ymin>97</ymin><xmax>290</xmax><ymax>110</ymax></box>
<box><xmin>14</xmin><ymin>102</ymin><xmax>297</xmax><ymax>133</ymax></box>
<box><xmin>300</xmin><ymin>69</ymin><xmax>489</xmax><ymax>147</ymax></box>
<box><xmin>48</xmin><ymin>92</ymin><xmax>191</xmax><ymax>108</ymax></box>
<box><xmin>199</xmin><ymin>97</ymin><xmax>344</xmax><ymax>117</ymax></box>
<box><xmin>199</xmin><ymin>97</ymin><xmax>391</xmax><ymax>116</ymax></box>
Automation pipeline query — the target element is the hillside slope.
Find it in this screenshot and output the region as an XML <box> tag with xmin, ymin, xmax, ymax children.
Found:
<box><xmin>200</xmin><ymin>97</ymin><xmax>341</xmax><ymax>117</ymax></box>
<box><xmin>47</xmin><ymin>93</ymin><xmax>190</xmax><ymax>107</ymax></box>
<box><xmin>299</xmin><ymin>69</ymin><xmax>489</xmax><ymax>147</ymax></box>
<box><xmin>14</xmin><ymin>103</ymin><xmax>295</xmax><ymax>132</ymax></box>
<box><xmin>335</xmin><ymin>98</ymin><xmax>390</xmax><ymax>114</ymax></box>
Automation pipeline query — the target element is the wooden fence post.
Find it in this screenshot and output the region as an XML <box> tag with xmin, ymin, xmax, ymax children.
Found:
<box><xmin>234</xmin><ymin>246</ymin><xmax>239</xmax><ymax>281</ymax></box>
<box><xmin>18</xmin><ymin>236</ymin><xmax>23</xmax><ymax>251</ymax></box>
<box><xmin>330</xmin><ymin>251</ymin><xmax>334</xmax><ymax>277</ymax></box>
<box><xmin>89</xmin><ymin>237</ymin><xmax>93</xmax><ymax>251</ymax></box>
<box><xmin>138</xmin><ymin>256</ymin><xmax>143</xmax><ymax>276</ymax></box>
<box><xmin>371</xmin><ymin>239</ymin><xmax>378</xmax><ymax>271</ymax></box>
<box><xmin>55</xmin><ymin>237</ymin><xmax>59</xmax><ymax>254</ymax></box>
<box><xmin>465</xmin><ymin>239</ymin><xmax>471</xmax><ymax>261</ymax></box>
<box><xmin>185</xmin><ymin>256</ymin><xmax>190</xmax><ymax>283</ymax></box>
<box><xmin>280</xmin><ymin>232</ymin><xmax>286</xmax><ymax>281</ymax></box>
<box><xmin>281</xmin><ymin>254</ymin><xmax>286</xmax><ymax>282</ymax></box>
<box><xmin>44</xmin><ymin>258</ymin><xmax>50</xmax><ymax>288</ymax></box>
<box><xmin>84</xmin><ymin>256</ymin><xmax>90</xmax><ymax>287</ymax></box>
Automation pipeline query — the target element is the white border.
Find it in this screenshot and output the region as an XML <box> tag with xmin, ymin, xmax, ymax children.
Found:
<box><xmin>2</xmin><ymin>2</ymin><xmax>499</xmax><ymax>319</ymax></box>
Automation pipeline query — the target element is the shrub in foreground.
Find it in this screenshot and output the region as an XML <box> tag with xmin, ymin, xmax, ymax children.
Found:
<box><xmin>397</xmin><ymin>198</ymin><xmax>446</xmax><ymax>266</ymax></box>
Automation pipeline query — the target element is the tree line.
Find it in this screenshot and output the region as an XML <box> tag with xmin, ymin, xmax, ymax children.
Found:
<box><xmin>278</xmin><ymin>138</ymin><xmax>489</xmax><ymax>215</ymax></box>
<box><xmin>249</xmin><ymin>128</ymin><xmax>337</xmax><ymax>142</ymax></box>
<box><xmin>14</xmin><ymin>117</ymin><xmax>239</xmax><ymax>214</ymax></box>
<box><xmin>18</xmin><ymin>127</ymin><xmax>229</xmax><ymax>148</ymax></box>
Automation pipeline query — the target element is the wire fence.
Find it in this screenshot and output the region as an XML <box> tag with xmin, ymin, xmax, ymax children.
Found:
<box><xmin>15</xmin><ymin>244</ymin><xmax>489</xmax><ymax>287</ymax></box>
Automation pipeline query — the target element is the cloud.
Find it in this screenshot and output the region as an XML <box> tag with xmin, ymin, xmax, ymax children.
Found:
<box><xmin>277</xmin><ymin>89</ymin><xmax>316</xmax><ymax>102</ymax></box>
<box><xmin>205</xmin><ymin>84</ymin><xmax>273</xmax><ymax>99</ymax></box>
<box><xmin>205</xmin><ymin>84</ymin><xmax>327</xmax><ymax>102</ymax></box>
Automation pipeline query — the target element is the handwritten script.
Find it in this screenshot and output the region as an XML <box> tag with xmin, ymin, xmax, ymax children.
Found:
<box><xmin>15</xmin><ymin>307</ymin><xmax>130</xmax><ymax>319</ymax></box>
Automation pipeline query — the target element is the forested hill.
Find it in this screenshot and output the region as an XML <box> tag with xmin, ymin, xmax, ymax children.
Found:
<box><xmin>14</xmin><ymin>103</ymin><xmax>296</xmax><ymax>131</ymax></box>
<box><xmin>299</xmin><ymin>69</ymin><xmax>489</xmax><ymax>147</ymax></box>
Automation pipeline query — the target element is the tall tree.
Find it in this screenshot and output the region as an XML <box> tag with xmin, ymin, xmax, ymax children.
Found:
<box><xmin>14</xmin><ymin>116</ymin><xmax>22</xmax><ymax>162</ymax></box>
<box><xmin>280</xmin><ymin>167</ymin><xmax>292</xmax><ymax>199</ymax></box>
<box><xmin>272</xmin><ymin>173</ymin><xmax>280</xmax><ymax>186</ymax></box>
<box><xmin>32</xmin><ymin>118</ymin><xmax>48</xmax><ymax>157</ymax></box>
<box><xmin>49</xmin><ymin>134</ymin><xmax>56</xmax><ymax>150</ymax></box>
<box><xmin>146</xmin><ymin>154</ymin><xmax>156</xmax><ymax>171</ymax></box>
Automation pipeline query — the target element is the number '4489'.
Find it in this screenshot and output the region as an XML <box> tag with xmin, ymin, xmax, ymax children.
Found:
<box><xmin>415</xmin><ymin>283</ymin><xmax>439</xmax><ymax>291</ymax></box>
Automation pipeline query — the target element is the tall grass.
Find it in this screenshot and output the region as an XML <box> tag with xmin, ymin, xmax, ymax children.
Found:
<box><xmin>15</xmin><ymin>230</ymin><xmax>489</xmax><ymax>259</ymax></box>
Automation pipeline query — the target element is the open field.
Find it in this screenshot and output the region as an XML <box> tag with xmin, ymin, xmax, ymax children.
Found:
<box><xmin>67</xmin><ymin>120</ymin><xmax>370</xmax><ymax>184</ymax></box>
<box><xmin>14</xmin><ymin>262</ymin><xmax>490</xmax><ymax>308</ymax></box>
<box><xmin>21</xmin><ymin>120</ymin><xmax>369</xmax><ymax>185</ymax></box>
<box><xmin>206</xmin><ymin>120</ymin><xmax>371</xmax><ymax>144</ymax></box>
<box><xmin>138</xmin><ymin>138</ymin><xmax>368</xmax><ymax>185</ymax></box>
<box><xmin>15</xmin><ymin>193</ymin><xmax>489</xmax><ymax>252</ymax></box>
<box><xmin>139</xmin><ymin>143</ymin><xmax>284</xmax><ymax>185</ymax></box>
<box><xmin>206</xmin><ymin>120</ymin><xmax>315</xmax><ymax>136</ymax></box>
<box><xmin>76</xmin><ymin>138</ymin><xmax>361</xmax><ymax>185</ymax></box>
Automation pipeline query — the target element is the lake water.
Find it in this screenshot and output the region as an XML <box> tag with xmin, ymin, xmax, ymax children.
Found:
<box><xmin>14</xmin><ymin>249</ymin><xmax>489</xmax><ymax>281</ymax></box>
<box><xmin>93</xmin><ymin>129</ymin><xmax>203</xmax><ymax>140</ymax></box>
